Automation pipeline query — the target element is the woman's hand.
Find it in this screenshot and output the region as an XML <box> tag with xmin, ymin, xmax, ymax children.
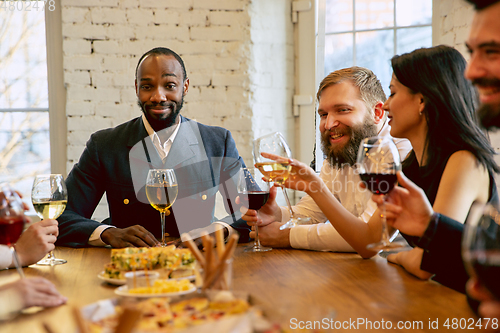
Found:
<box><xmin>0</xmin><ymin>277</ymin><xmax>67</xmax><ymax>309</ymax></box>
<box><xmin>15</xmin><ymin>219</ymin><xmax>58</xmax><ymax>267</ymax></box>
<box><xmin>467</xmin><ymin>277</ymin><xmax>500</xmax><ymax>321</ymax></box>
<box><xmin>371</xmin><ymin>171</ymin><xmax>434</xmax><ymax>237</ymax></box>
<box><xmin>387</xmin><ymin>248</ymin><xmax>433</xmax><ymax>280</ymax></box>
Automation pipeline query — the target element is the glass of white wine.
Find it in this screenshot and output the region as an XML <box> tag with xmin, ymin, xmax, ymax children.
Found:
<box><xmin>146</xmin><ymin>169</ymin><xmax>178</xmax><ymax>247</ymax></box>
<box><xmin>254</xmin><ymin>132</ymin><xmax>310</xmax><ymax>230</ymax></box>
<box><xmin>31</xmin><ymin>174</ymin><xmax>68</xmax><ymax>265</ymax></box>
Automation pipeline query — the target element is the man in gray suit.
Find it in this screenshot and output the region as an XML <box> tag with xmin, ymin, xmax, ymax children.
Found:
<box><xmin>57</xmin><ymin>47</ymin><xmax>249</xmax><ymax>248</ymax></box>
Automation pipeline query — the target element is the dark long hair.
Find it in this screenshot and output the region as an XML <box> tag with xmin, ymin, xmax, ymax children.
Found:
<box><xmin>392</xmin><ymin>45</ymin><xmax>499</xmax><ymax>176</ymax></box>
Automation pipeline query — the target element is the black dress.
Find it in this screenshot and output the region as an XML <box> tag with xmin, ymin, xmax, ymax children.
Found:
<box><xmin>400</xmin><ymin>150</ymin><xmax>498</xmax><ymax>293</ymax></box>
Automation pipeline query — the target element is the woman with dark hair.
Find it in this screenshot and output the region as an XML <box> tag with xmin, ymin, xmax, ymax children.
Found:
<box><xmin>383</xmin><ymin>45</ymin><xmax>499</xmax><ymax>289</ymax></box>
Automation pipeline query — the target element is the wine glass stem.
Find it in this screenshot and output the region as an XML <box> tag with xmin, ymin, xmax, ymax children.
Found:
<box><xmin>254</xmin><ymin>212</ymin><xmax>262</xmax><ymax>249</ymax></box>
<box><xmin>11</xmin><ymin>247</ymin><xmax>25</xmax><ymax>279</ymax></box>
<box><xmin>380</xmin><ymin>195</ymin><xmax>391</xmax><ymax>244</ymax></box>
<box><xmin>254</xmin><ymin>225</ymin><xmax>261</xmax><ymax>249</ymax></box>
<box><xmin>160</xmin><ymin>211</ymin><xmax>166</xmax><ymax>247</ymax></box>
<box><xmin>281</xmin><ymin>186</ymin><xmax>295</xmax><ymax>219</ymax></box>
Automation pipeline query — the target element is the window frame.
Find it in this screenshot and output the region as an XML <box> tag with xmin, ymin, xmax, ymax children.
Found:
<box><xmin>309</xmin><ymin>0</ymin><xmax>432</xmax><ymax>170</ymax></box>
<box><xmin>45</xmin><ymin>5</ymin><xmax>67</xmax><ymax>175</ymax></box>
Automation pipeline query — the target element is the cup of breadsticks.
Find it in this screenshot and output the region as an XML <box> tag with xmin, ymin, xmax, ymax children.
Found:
<box><xmin>182</xmin><ymin>225</ymin><xmax>238</xmax><ymax>291</ymax></box>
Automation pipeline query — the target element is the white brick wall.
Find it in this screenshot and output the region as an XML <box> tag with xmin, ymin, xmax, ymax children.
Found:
<box><xmin>61</xmin><ymin>0</ymin><xmax>295</xmax><ymax>220</ymax></box>
<box><xmin>433</xmin><ymin>0</ymin><xmax>474</xmax><ymax>56</ymax></box>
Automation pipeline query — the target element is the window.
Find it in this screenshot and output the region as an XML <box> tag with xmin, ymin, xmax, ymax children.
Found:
<box><xmin>0</xmin><ymin>4</ymin><xmax>51</xmax><ymax>199</ymax></box>
<box><xmin>312</xmin><ymin>0</ymin><xmax>432</xmax><ymax>169</ymax></box>
<box><xmin>322</xmin><ymin>0</ymin><xmax>432</xmax><ymax>95</ymax></box>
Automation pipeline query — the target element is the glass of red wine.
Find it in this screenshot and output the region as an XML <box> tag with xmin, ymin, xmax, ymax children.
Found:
<box><xmin>356</xmin><ymin>136</ymin><xmax>403</xmax><ymax>251</ymax></box>
<box><xmin>463</xmin><ymin>203</ymin><xmax>500</xmax><ymax>300</ymax></box>
<box><xmin>237</xmin><ymin>167</ymin><xmax>272</xmax><ymax>252</ymax></box>
<box><xmin>0</xmin><ymin>184</ymin><xmax>27</xmax><ymax>278</ymax></box>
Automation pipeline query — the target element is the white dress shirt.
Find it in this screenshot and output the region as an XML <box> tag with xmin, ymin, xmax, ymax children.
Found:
<box><xmin>88</xmin><ymin>115</ymin><xmax>181</xmax><ymax>246</ymax></box>
<box><xmin>284</xmin><ymin>121</ymin><xmax>412</xmax><ymax>252</ymax></box>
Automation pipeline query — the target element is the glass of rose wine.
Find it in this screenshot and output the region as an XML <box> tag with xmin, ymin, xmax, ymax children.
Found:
<box><xmin>237</xmin><ymin>167</ymin><xmax>271</xmax><ymax>252</ymax></box>
<box><xmin>357</xmin><ymin>136</ymin><xmax>403</xmax><ymax>251</ymax></box>
<box><xmin>253</xmin><ymin>132</ymin><xmax>310</xmax><ymax>230</ymax></box>
<box><xmin>32</xmin><ymin>174</ymin><xmax>68</xmax><ymax>265</ymax></box>
<box><xmin>0</xmin><ymin>184</ymin><xmax>27</xmax><ymax>277</ymax></box>
<box><xmin>146</xmin><ymin>169</ymin><xmax>178</xmax><ymax>247</ymax></box>
<box><xmin>463</xmin><ymin>203</ymin><xmax>500</xmax><ymax>300</ymax></box>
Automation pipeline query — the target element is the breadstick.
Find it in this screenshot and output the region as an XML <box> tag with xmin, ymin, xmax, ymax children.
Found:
<box><xmin>202</xmin><ymin>237</ymin><xmax>215</xmax><ymax>290</ymax></box>
<box><xmin>114</xmin><ymin>306</ymin><xmax>142</xmax><ymax>333</ymax></box>
<box><xmin>181</xmin><ymin>233</ymin><xmax>206</xmax><ymax>268</ymax></box>
<box><xmin>72</xmin><ymin>306</ymin><xmax>90</xmax><ymax>333</ymax></box>
<box><xmin>200</xmin><ymin>231</ymin><xmax>210</xmax><ymax>250</ymax></box>
<box><xmin>215</xmin><ymin>224</ymin><xmax>225</xmax><ymax>258</ymax></box>
<box><xmin>203</xmin><ymin>234</ymin><xmax>238</xmax><ymax>290</ymax></box>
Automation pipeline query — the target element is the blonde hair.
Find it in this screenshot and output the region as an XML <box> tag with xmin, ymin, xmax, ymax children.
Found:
<box><xmin>317</xmin><ymin>67</ymin><xmax>386</xmax><ymax>111</ymax></box>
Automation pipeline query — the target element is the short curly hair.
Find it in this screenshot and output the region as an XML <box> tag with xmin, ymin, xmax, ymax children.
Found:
<box><xmin>316</xmin><ymin>66</ymin><xmax>386</xmax><ymax>112</ymax></box>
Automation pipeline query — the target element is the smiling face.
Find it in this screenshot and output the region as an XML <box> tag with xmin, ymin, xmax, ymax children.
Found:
<box><xmin>318</xmin><ymin>81</ymin><xmax>379</xmax><ymax>167</ymax></box>
<box><xmin>383</xmin><ymin>74</ymin><xmax>426</xmax><ymax>141</ymax></box>
<box><xmin>465</xmin><ymin>2</ymin><xmax>500</xmax><ymax>128</ymax></box>
<box><xmin>135</xmin><ymin>54</ymin><xmax>189</xmax><ymax>131</ymax></box>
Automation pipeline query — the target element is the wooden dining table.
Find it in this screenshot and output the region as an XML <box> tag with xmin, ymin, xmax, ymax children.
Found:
<box><xmin>0</xmin><ymin>245</ymin><xmax>475</xmax><ymax>333</ymax></box>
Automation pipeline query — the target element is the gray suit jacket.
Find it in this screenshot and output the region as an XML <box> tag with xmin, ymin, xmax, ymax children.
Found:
<box><xmin>57</xmin><ymin>116</ymin><xmax>249</xmax><ymax>247</ymax></box>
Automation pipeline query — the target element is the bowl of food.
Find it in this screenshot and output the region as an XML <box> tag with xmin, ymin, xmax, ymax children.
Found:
<box><xmin>124</xmin><ymin>270</ymin><xmax>160</xmax><ymax>290</ymax></box>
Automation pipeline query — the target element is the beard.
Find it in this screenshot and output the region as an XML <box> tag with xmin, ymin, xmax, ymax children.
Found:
<box><xmin>321</xmin><ymin>114</ymin><xmax>378</xmax><ymax>168</ymax></box>
<box><xmin>477</xmin><ymin>102</ymin><xmax>500</xmax><ymax>130</ymax></box>
<box><xmin>138</xmin><ymin>97</ymin><xmax>184</xmax><ymax>131</ymax></box>
<box><xmin>474</xmin><ymin>78</ymin><xmax>500</xmax><ymax>130</ymax></box>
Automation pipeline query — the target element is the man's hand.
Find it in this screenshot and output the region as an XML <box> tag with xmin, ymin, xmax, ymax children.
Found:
<box><xmin>101</xmin><ymin>225</ymin><xmax>158</xmax><ymax>248</ymax></box>
<box><xmin>237</xmin><ymin>186</ymin><xmax>281</xmax><ymax>227</ymax></box>
<box><xmin>372</xmin><ymin>171</ymin><xmax>434</xmax><ymax>237</ymax></box>
<box><xmin>249</xmin><ymin>222</ymin><xmax>291</xmax><ymax>248</ymax></box>
<box><xmin>15</xmin><ymin>219</ymin><xmax>58</xmax><ymax>267</ymax></box>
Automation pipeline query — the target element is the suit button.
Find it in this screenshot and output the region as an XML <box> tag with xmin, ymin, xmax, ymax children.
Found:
<box><xmin>123</xmin><ymin>199</ymin><xmax>129</xmax><ymax>205</ymax></box>
<box><xmin>166</xmin><ymin>210</ymin><xmax>171</xmax><ymax>216</ymax></box>
<box><xmin>202</xmin><ymin>195</ymin><xmax>207</xmax><ymax>200</ymax></box>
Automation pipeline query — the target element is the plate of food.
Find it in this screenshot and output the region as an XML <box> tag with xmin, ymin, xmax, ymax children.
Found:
<box><xmin>82</xmin><ymin>291</ymin><xmax>262</xmax><ymax>333</ymax></box>
<box><xmin>114</xmin><ymin>279</ymin><xmax>197</xmax><ymax>298</ymax></box>
<box><xmin>98</xmin><ymin>270</ymin><xmax>196</xmax><ymax>286</ymax></box>
<box><xmin>98</xmin><ymin>245</ymin><xmax>197</xmax><ymax>286</ymax></box>
<box><xmin>97</xmin><ymin>271</ymin><xmax>126</xmax><ymax>286</ymax></box>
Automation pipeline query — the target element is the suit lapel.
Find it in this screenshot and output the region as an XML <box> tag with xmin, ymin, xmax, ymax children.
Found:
<box><xmin>164</xmin><ymin>117</ymin><xmax>201</xmax><ymax>168</ymax></box>
<box><xmin>126</xmin><ymin>116</ymin><xmax>149</xmax><ymax>148</ymax></box>
<box><xmin>127</xmin><ymin>116</ymin><xmax>207</xmax><ymax>169</ymax></box>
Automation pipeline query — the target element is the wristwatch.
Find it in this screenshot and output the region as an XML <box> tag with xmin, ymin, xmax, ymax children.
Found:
<box><xmin>414</xmin><ymin>212</ymin><xmax>440</xmax><ymax>250</ymax></box>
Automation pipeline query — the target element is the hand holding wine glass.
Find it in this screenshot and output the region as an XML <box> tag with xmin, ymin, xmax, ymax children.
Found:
<box><xmin>253</xmin><ymin>132</ymin><xmax>310</xmax><ymax>230</ymax></box>
<box><xmin>357</xmin><ymin>136</ymin><xmax>403</xmax><ymax>251</ymax></box>
<box><xmin>146</xmin><ymin>169</ymin><xmax>178</xmax><ymax>247</ymax></box>
<box><xmin>32</xmin><ymin>174</ymin><xmax>68</xmax><ymax>265</ymax></box>
<box><xmin>237</xmin><ymin>167</ymin><xmax>271</xmax><ymax>252</ymax></box>
<box><xmin>463</xmin><ymin>203</ymin><xmax>500</xmax><ymax>301</ymax></box>
<box><xmin>0</xmin><ymin>184</ymin><xmax>28</xmax><ymax>277</ymax></box>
